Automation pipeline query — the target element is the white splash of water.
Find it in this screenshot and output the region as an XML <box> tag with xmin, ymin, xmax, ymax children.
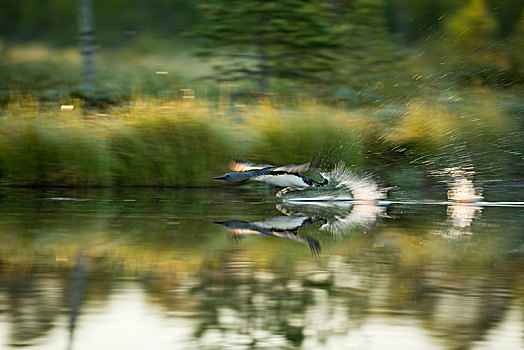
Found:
<box><xmin>321</xmin><ymin>163</ymin><xmax>388</xmax><ymax>201</ymax></box>
<box><xmin>320</xmin><ymin>204</ymin><xmax>387</xmax><ymax>237</ymax></box>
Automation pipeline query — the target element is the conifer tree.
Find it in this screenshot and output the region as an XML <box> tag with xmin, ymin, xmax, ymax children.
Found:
<box><xmin>333</xmin><ymin>0</ymin><xmax>403</xmax><ymax>91</ymax></box>
<box><xmin>192</xmin><ymin>0</ymin><xmax>342</xmax><ymax>91</ymax></box>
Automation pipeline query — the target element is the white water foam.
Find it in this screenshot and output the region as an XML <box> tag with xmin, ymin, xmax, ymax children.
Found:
<box><xmin>322</xmin><ymin>163</ymin><xmax>388</xmax><ymax>201</ymax></box>
<box><xmin>282</xmin><ymin>163</ymin><xmax>388</xmax><ymax>202</ymax></box>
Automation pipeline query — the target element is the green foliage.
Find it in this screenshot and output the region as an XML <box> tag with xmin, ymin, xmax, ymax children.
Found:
<box><xmin>192</xmin><ymin>0</ymin><xmax>343</xmax><ymax>91</ymax></box>
<box><xmin>0</xmin><ymin>0</ymin><xmax>203</xmax><ymax>46</ymax></box>
<box><xmin>418</xmin><ymin>0</ymin><xmax>524</xmax><ymax>87</ymax></box>
<box><xmin>484</xmin><ymin>0</ymin><xmax>524</xmax><ymax>37</ymax></box>
<box><xmin>1</xmin><ymin>0</ymin><xmax>523</xmax><ymax>102</ymax></box>
<box><xmin>0</xmin><ymin>0</ymin><xmax>523</xmax><ymax>188</ymax></box>
<box><xmin>333</xmin><ymin>0</ymin><xmax>406</xmax><ymax>91</ymax></box>
<box><xmin>507</xmin><ymin>11</ymin><xmax>524</xmax><ymax>83</ymax></box>
<box><xmin>0</xmin><ymin>41</ymin><xmax>214</xmax><ymax>106</ymax></box>
<box><xmin>244</xmin><ymin>104</ymin><xmax>367</xmax><ymax>169</ymax></box>
<box><xmin>110</xmin><ymin>110</ymin><xmax>233</xmax><ymax>186</ymax></box>
<box><xmin>385</xmin><ymin>0</ymin><xmax>463</xmax><ymax>43</ymax></box>
<box><xmin>445</xmin><ymin>0</ymin><xmax>497</xmax><ymax>39</ymax></box>
<box><xmin>0</xmin><ymin>91</ymin><xmax>522</xmax><ymax>187</ymax></box>
<box><xmin>0</xmin><ymin>117</ymin><xmax>112</xmax><ymax>186</ymax></box>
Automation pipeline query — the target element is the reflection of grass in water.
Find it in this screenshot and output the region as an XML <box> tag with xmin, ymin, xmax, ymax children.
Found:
<box><xmin>0</xmin><ymin>192</ymin><xmax>522</xmax><ymax>350</ymax></box>
<box><xmin>0</xmin><ymin>188</ymin><xmax>320</xmax><ymax>276</ymax></box>
<box><xmin>0</xmin><ymin>189</ymin><xmax>520</xmax><ymax>277</ymax></box>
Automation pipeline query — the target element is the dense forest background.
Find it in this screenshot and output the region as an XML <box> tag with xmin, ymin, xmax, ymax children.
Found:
<box><xmin>1</xmin><ymin>0</ymin><xmax>522</xmax><ymax>48</ymax></box>
<box><xmin>1</xmin><ymin>0</ymin><xmax>523</xmax><ymax>99</ymax></box>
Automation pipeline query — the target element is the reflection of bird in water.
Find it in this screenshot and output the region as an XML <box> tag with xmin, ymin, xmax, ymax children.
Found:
<box><xmin>213</xmin><ymin>159</ymin><xmax>328</xmax><ymax>197</ymax></box>
<box><xmin>214</xmin><ymin>215</ymin><xmax>325</xmax><ymax>255</ymax></box>
<box><xmin>277</xmin><ymin>201</ymin><xmax>387</xmax><ymax>237</ymax></box>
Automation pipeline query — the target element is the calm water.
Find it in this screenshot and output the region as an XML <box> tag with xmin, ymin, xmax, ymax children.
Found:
<box><xmin>0</xmin><ymin>187</ymin><xmax>522</xmax><ymax>350</ymax></box>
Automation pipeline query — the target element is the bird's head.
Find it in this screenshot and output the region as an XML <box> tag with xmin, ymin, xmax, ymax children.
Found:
<box><xmin>213</xmin><ymin>171</ymin><xmax>252</xmax><ymax>182</ymax></box>
<box><xmin>213</xmin><ymin>220</ymin><xmax>247</xmax><ymax>229</ymax></box>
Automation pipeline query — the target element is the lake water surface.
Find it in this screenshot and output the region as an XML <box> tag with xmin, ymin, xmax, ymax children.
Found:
<box><xmin>0</xmin><ymin>187</ymin><xmax>522</xmax><ymax>350</ymax></box>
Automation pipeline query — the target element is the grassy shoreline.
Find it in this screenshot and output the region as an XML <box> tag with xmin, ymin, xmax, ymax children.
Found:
<box><xmin>0</xmin><ymin>91</ymin><xmax>523</xmax><ymax>189</ymax></box>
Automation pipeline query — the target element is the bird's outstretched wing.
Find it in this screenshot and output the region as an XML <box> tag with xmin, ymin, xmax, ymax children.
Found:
<box><xmin>230</xmin><ymin>158</ymin><xmax>320</xmax><ymax>173</ymax></box>
<box><xmin>229</xmin><ymin>159</ymin><xmax>275</xmax><ymax>172</ymax></box>
<box><xmin>272</xmin><ymin>157</ymin><xmax>321</xmax><ymax>173</ymax></box>
<box><xmin>272</xmin><ymin>163</ymin><xmax>312</xmax><ymax>173</ymax></box>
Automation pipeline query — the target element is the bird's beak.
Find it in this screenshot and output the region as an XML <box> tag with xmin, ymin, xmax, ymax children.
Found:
<box><xmin>213</xmin><ymin>175</ymin><xmax>227</xmax><ymax>180</ymax></box>
<box><xmin>213</xmin><ymin>221</ymin><xmax>231</xmax><ymax>229</ymax></box>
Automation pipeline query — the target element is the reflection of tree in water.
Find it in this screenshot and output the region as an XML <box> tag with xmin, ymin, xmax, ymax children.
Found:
<box><xmin>190</xmin><ymin>250</ymin><xmax>318</xmax><ymax>348</ymax></box>
<box><xmin>0</xmin><ymin>196</ymin><xmax>521</xmax><ymax>349</ymax></box>
<box><xmin>0</xmin><ymin>276</ymin><xmax>63</xmax><ymax>347</ymax></box>
<box><xmin>0</xmin><ymin>254</ymin><xmax>119</xmax><ymax>348</ymax></box>
<box><xmin>185</xmin><ymin>235</ymin><xmax>397</xmax><ymax>349</ymax></box>
<box><xmin>186</xmin><ymin>245</ymin><xmax>515</xmax><ymax>350</ymax></box>
<box><xmin>366</xmin><ymin>228</ymin><xmax>522</xmax><ymax>350</ymax></box>
<box><xmin>414</xmin><ymin>263</ymin><xmax>517</xmax><ymax>350</ymax></box>
<box><xmin>0</xmin><ymin>241</ymin><xmax>520</xmax><ymax>350</ymax></box>
<box><xmin>67</xmin><ymin>253</ymin><xmax>88</xmax><ymax>350</ymax></box>
<box><xmin>184</xmin><ymin>203</ymin><xmax>387</xmax><ymax>347</ymax></box>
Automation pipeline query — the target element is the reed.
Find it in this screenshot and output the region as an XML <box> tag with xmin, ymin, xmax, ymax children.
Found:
<box><xmin>244</xmin><ymin>102</ymin><xmax>368</xmax><ymax>169</ymax></box>
<box><xmin>0</xmin><ymin>91</ymin><xmax>522</xmax><ymax>187</ymax></box>
<box><xmin>109</xmin><ymin>103</ymin><xmax>234</xmax><ymax>186</ymax></box>
<box><xmin>0</xmin><ymin>115</ymin><xmax>112</xmax><ymax>186</ymax></box>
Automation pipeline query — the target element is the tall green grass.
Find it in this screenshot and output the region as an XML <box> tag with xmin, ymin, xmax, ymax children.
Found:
<box><xmin>0</xmin><ymin>91</ymin><xmax>522</xmax><ymax>187</ymax></box>
<box><xmin>109</xmin><ymin>103</ymin><xmax>234</xmax><ymax>186</ymax></box>
<box><xmin>0</xmin><ymin>117</ymin><xmax>111</xmax><ymax>186</ymax></box>
<box><xmin>0</xmin><ymin>99</ymin><xmax>236</xmax><ymax>186</ymax></box>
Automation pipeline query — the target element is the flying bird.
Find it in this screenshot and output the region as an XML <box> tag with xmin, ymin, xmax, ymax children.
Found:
<box><xmin>214</xmin><ymin>159</ymin><xmax>328</xmax><ymax>197</ymax></box>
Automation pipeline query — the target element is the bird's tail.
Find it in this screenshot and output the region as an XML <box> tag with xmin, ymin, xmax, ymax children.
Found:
<box><xmin>303</xmin><ymin>236</ymin><xmax>321</xmax><ymax>256</ymax></box>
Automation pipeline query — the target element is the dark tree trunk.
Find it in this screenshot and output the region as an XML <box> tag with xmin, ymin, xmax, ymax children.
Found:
<box><xmin>78</xmin><ymin>0</ymin><xmax>95</xmax><ymax>97</ymax></box>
